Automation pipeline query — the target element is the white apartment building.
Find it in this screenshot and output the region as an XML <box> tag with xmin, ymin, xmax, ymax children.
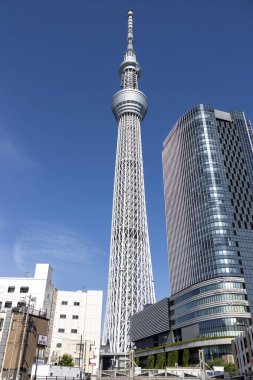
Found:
<box><xmin>49</xmin><ymin>290</ymin><xmax>103</xmax><ymax>375</ymax></box>
<box><xmin>0</xmin><ymin>264</ymin><xmax>55</xmax><ymax>320</ymax></box>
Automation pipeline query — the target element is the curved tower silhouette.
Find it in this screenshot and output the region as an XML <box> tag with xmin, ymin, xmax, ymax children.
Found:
<box><xmin>104</xmin><ymin>11</ymin><xmax>155</xmax><ymax>353</ymax></box>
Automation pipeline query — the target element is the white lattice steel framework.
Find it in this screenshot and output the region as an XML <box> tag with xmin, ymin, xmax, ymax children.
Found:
<box><xmin>103</xmin><ymin>11</ymin><xmax>155</xmax><ymax>354</ymax></box>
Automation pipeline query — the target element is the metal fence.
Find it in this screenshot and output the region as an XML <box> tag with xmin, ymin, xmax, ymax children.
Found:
<box><xmin>98</xmin><ymin>368</ymin><xmax>207</xmax><ymax>380</ymax></box>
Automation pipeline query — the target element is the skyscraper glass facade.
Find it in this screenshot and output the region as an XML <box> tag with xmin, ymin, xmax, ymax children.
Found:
<box><xmin>162</xmin><ymin>105</ymin><xmax>253</xmax><ymax>343</ymax></box>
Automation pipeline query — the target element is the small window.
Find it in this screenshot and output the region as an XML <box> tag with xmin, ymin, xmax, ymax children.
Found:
<box><xmin>72</xmin><ymin>315</ymin><xmax>79</xmax><ymax>319</ymax></box>
<box><xmin>11</xmin><ymin>320</ymin><xmax>17</xmax><ymax>330</ymax></box>
<box><xmin>8</xmin><ymin>286</ymin><xmax>15</xmax><ymax>293</ymax></box>
<box><xmin>0</xmin><ymin>318</ymin><xmax>4</xmax><ymax>331</ymax></box>
<box><xmin>71</xmin><ymin>329</ymin><xmax>77</xmax><ymax>333</ymax></box>
<box><xmin>4</xmin><ymin>301</ymin><xmax>12</xmax><ymax>308</ymax></box>
<box><xmin>73</xmin><ymin>302</ymin><xmax>80</xmax><ymax>306</ymax></box>
<box><xmin>60</xmin><ymin>314</ymin><xmax>66</xmax><ymax>319</ymax></box>
<box><xmin>75</xmin><ymin>358</ymin><xmax>80</xmax><ymax>366</ymax></box>
<box><xmin>20</xmin><ymin>287</ymin><xmax>29</xmax><ymax>293</ymax></box>
<box><xmin>56</xmin><ymin>343</ymin><xmax>62</xmax><ymax>348</ymax></box>
<box><xmin>61</xmin><ymin>301</ymin><xmax>68</xmax><ymax>305</ymax></box>
<box><xmin>58</xmin><ymin>328</ymin><xmax>65</xmax><ymax>333</ymax></box>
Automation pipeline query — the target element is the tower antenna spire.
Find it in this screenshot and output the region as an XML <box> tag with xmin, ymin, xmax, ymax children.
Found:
<box><xmin>127</xmin><ymin>10</ymin><xmax>134</xmax><ymax>51</ymax></box>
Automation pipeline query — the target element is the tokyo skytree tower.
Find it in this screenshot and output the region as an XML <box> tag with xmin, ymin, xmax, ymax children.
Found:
<box><xmin>104</xmin><ymin>11</ymin><xmax>155</xmax><ymax>353</ymax></box>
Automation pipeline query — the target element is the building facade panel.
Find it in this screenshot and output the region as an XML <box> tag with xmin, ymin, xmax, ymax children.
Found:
<box><xmin>130</xmin><ymin>298</ymin><xmax>170</xmax><ymax>343</ymax></box>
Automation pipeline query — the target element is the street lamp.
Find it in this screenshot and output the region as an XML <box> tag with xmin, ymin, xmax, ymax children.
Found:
<box><xmin>163</xmin><ymin>336</ymin><xmax>168</xmax><ymax>369</ymax></box>
<box><xmin>129</xmin><ymin>343</ymin><xmax>136</xmax><ymax>380</ymax></box>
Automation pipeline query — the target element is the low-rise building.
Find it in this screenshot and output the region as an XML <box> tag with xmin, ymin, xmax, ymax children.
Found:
<box><xmin>0</xmin><ymin>264</ymin><xmax>55</xmax><ymax>319</ymax></box>
<box><xmin>49</xmin><ymin>290</ymin><xmax>103</xmax><ymax>375</ymax></box>
<box><xmin>0</xmin><ymin>307</ymin><xmax>49</xmax><ymax>380</ymax></box>
<box><xmin>0</xmin><ymin>265</ymin><xmax>103</xmax><ymax>377</ymax></box>
<box><xmin>130</xmin><ymin>298</ymin><xmax>236</xmax><ymax>367</ymax></box>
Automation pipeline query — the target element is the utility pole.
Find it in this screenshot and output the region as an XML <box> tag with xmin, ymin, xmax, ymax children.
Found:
<box><xmin>199</xmin><ymin>350</ymin><xmax>206</xmax><ymax>380</ymax></box>
<box><xmin>15</xmin><ymin>296</ymin><xmax>31</xmax><ymax>380</ymax></box>
<box><xmin>79</xmin><ymin>335</ymin><xmax>83</xmax><ymax>379</ymax></box>
<box><xmin>7</xmin><ymin>313</ymin><xmax>22</xmax><ymax>380</ymax></box>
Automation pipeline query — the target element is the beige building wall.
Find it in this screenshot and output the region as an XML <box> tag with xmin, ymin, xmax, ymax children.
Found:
<box><xmin>1</xmin><ymin>310</ymin><xmax>49</xmax><ymax>377</ymax></box>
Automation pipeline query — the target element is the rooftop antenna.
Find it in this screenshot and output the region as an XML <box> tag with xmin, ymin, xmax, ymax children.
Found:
<box><xmin>127</xmin><ymin>10</ymin><xmax>134</xmax><ymax>51</ymax></box>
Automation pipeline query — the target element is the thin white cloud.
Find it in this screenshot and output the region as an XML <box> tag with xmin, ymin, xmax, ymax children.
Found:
<box><xmin>0</xmin><ymin>214</ymin><xmax>6</xmax><ymax>230</ymax></box>
<box><xmin>0</xmin><ymin>127</ymin><xmax>36</xmax><ymax>171</ymax></box>
<box><xmin>13</xmin><ymin>222</ymin><xmax>105</xmax><ymax>274</ymax></box>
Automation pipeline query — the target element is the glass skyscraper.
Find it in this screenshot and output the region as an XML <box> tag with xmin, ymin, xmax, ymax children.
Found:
<box><xmin>162</xmin><ymin>105</ymin><xmax>253</xmax><ymax>349</ymax></box>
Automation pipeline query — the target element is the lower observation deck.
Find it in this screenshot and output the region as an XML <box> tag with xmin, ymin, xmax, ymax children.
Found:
<box><xmin>112</xmin><ymin>89</ymin><xmax>148</xmax><ymax>121</ymax></box>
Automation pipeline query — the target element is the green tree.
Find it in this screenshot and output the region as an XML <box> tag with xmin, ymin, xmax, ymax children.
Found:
<box><xmin>147</xmin><ymin>355</ymin><xmax>155</xmax><ymax>369</ymax></box>
<box><xmin>155</xmin><ymin>353</ymin><xmax>165</xmax><ymax>369</ymax></box>
<box><xmin>182</xmin><ymin>349</ymin><xmax>190</xmax><ymax>366</ymax></box>
<box><xmin>59</xmin><ymin>354</ymin><xmax>74</xmax><ymax>367</ymax></box>
<box><xmin>135</xmin><ymin>357</ymin><xmax>140</xmax><ymax>367</ymax></box>
<box><xmin>167</xmin><ymin>350</ymin><xmax>178</xmax><ymax>367</ymax></box>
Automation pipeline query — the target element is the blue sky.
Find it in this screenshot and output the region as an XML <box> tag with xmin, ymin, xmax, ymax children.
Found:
<box><xmin>0</xmin><ymin>0</ymin><xmax>252</xmax><ymax>304</ymax></box>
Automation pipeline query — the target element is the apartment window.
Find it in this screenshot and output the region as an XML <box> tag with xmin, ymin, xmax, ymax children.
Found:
<box><xmin>76</xmin><ymin>343</ymin><xmax>84</xmax><ymax>351</ymax></box>
<box><xmin>56</xmin><ymin>343</ymin><xmax>62</xmax><ymax>348</ymax></box>
<box><xmin>0</xmin><ymin>318</ymin><xmax>4</xmax><ymax>331</ymax></box>
<box><xmin>73</xmin><ymin>302</ymin><xmax>80</xmax><ymax>306</ymax></box>
<box><xmin>71</xmin><ymin>329</ymin><xmax>77</xmax><ymax>333</ymax></box>
<box><xmin>17</xmin><ymin>301</ymin><xmax>26</xmax><ymax>308</ymax></box>
<box><xmin>72</xmin><ymin>315</ymin><xmax>79</xmax><ymax>319</ymax></box>
<box><xmin>75</xmin><ymin>358</ymin><xmax>80</xmax><ymax>366</ymax></box>
<box><xmin>61</xmin><ymin>301</ymin><xmax>68</xmax><ymax>305</ymax></box>
<box><xmin>20</xmin><ymin>287</ymin><xmax>29</xmax><ymax>293</ymax></box>
<box><xmin>4</xmin><ymin>301</ymin><xmax>12</xmax><ymax>308</ymax></box>
<box><xmin>58</xmin><ymin>328</ymin><xmax>65</xmax><ymax>333</ymax></box>
<box><xmin>8</xmin><ymin>286</ymin><xmax>15</xmax><ymax>293</ymax></box>
<box><xmin>60</xmin><ymin>314</ymin><xmax>66</xmax><ymax>319</ymax></box>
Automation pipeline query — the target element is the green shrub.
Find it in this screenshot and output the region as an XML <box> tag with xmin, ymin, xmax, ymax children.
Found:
<box><xmin>182</xmin><ymin>349</ymin><xmax>190</xmax><ymax>366</ymax></box>
<box><xmin>207</xmin><ymin>358</ymin><xmax>224</xmax><ymax>369</ymax></box>
<box><xmin>224</xmin><ymin>363</ymin><xmax>236</xmax><ymax>374</ymax></box>
<box><xmin>155</xmin><ymin>353</ymin><xmax>165</xmax><ymax>369</ymax></box>
<box><xmin>147</xmin><ymin>354</ymin><xmax>155</xmax><ymax>368</ymax></box>
<box><xmin>167</xmin><ymin>350</ymin><xmax>178</xmax><ymax>367</ymax></box>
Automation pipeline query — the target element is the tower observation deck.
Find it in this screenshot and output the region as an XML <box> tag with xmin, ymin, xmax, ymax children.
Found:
<box><xmin>103</xmin><ymin>11</ymin><xmax>155</xmax><ymax>353</ymax></box>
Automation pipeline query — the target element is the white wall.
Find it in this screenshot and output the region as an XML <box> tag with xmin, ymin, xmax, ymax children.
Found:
<box><xmin>31</xmin><ymin>364</ymin><xmax>81</xmax><ymax>378</ymax></box>
<box><xmin>49</xmin><ymin>290</ymin><xmax>103</xmax><ymax>375</ymax></box>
